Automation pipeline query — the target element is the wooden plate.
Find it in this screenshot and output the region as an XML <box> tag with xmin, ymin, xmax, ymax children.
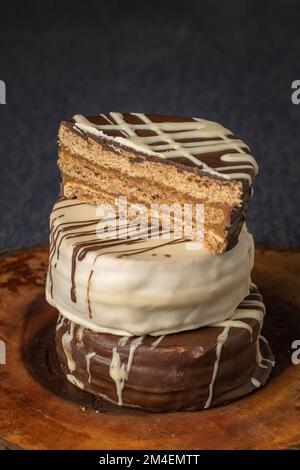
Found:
<box><xmin>0</xmin><ymin>245</ymin><xmax>300</xmax><ymax>450</ymax></box>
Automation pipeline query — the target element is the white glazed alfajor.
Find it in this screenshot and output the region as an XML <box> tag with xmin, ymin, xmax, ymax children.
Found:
<box><xmin>46</xmin><ymin>198</ymin><xmax>254</xmax><ymax>336</ymax></box>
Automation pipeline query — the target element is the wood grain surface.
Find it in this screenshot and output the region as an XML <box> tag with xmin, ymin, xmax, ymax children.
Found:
<box><xmin>0</xmin><ymin>245</ymin><xmax>299</xmax><ymax>450</ymax></box>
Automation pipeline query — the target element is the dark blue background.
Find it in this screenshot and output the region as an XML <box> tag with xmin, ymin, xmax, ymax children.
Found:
<box><xmin>1</xmin><ymin>0</ymin><xmax>300</xmax><ymax>251</ymax></box>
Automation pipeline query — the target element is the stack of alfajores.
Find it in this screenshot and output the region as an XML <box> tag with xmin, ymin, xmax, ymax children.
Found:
<box><xmin>46</xmin><ymin>113</ymin><xmax>274</xmax><ymax>411</ymax></box>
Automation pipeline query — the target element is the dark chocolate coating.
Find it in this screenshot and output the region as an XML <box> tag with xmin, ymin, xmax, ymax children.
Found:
<box><xmin>55</xmin><ymin>290</ymin><xmax>274</xmax><ymax>412</ymax></box>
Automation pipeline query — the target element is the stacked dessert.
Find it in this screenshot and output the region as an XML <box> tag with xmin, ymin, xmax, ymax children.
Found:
<box><xmin>46</xmin><ymin>113</ymin><xmax>274</xmax><ymax>411</ymax></box>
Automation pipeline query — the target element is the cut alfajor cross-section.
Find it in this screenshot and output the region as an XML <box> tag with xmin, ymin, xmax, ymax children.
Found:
<box><xmin>58</xmin><ymin>113</ymin><xmax>258</xmax><ymax>254</ymax></box>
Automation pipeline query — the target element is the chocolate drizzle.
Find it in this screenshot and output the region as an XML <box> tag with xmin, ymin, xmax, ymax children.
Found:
<box><xmin>48</xmin><ymin>216</ymin><xmax>99</xmax><ymax>299</ymax></box>
<box><xmin>49</xmin><ymin>199</ymin><xmax>187</xmax><ymax>305</ymax></box>
<box><xmin>70</xmin><ymin>113</ymin><xmax>258</xmax><ymax>189</ymax></box>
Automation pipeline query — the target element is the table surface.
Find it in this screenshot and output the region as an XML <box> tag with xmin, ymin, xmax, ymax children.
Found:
<box><xmin>0</xmin><ymin>0</ymin><xmax>300</xmax><ymax>252</ymax></box>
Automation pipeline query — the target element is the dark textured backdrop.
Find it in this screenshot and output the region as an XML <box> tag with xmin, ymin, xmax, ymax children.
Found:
<box><xmin>0</xmin><ymin>0</ymin><xmax>300</xmax><ymax>251</ymax></box>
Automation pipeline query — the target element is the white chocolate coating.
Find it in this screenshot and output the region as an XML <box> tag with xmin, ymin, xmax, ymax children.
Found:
<box><xmin>46</xmin><ymin>199</ymin><xmax>254</xmax><ymax>336</ymax></box>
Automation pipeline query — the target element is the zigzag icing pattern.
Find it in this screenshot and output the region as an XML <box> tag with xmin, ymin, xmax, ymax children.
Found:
<box><xmin>72</xmin><ymin>113</ymin><xmax>258</xmax><ymax>184</ymax></box>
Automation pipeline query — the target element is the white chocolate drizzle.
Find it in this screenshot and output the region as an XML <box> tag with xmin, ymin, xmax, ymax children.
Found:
<box><xmin>109</xmin><ymin>336</ymin><xmax>145</xmax><ymax>406</ymax></box>
<box><xmin>251</xmin><ymin>377</ymin><xmax>261</xmax><ymax>388</ymax></box>
<box><xmin>204</xmin><ymin>325</ymin><xmax>231</xmax><ymax>409</ymax></box>
<box><xmin>56</xmin><ymin>313</ymin><xmax>64</xmax><ymax>331</ymax></box>
<box><xmin>212</xmin><ymin>319</ymin><xmax>253</xmax><ymax>341</ymax></box>
<box><xmin>260</xmin><ymin>357</ymin><xmax>275</xmax><ymax>367</ymax></box>
<box><xmin>76</xmin><ymin>325</ymin><xmax>84</xmax><ymax>343</ymax></box>
<box><xmin>62</xmin><ymin>322</ymin><xmax>76</xmax><ymax>372</ymax></box>
<box><xmin>259</xmin><ymin>335</ymin><xmax>276</xmax><ymax>367</ymax></box>
<box><xmin>204</xmin><ymin>285</ymin><xmax>273</xmax><ymax>408</ymax></box>
<box><xmin>85</xmin><ymin>351</ymin><xmax>96</xmax><ymax>384</ymax></box>
<box><xmin>109</xmin><ymin>347</ymin><xmax>127</xmax><ymax>406</ymax></box>
<box><xmin>73</xmin><ymin>113</ymin><xmax>258</xmax><ymax>184</ymax></box>
<box><xmin>150</xmin><ymin>335</ymin><xmax>165</xmax><ymax>350</ymax></box>
<box><xmin>118</xmin><ymin>336</ymin><xmax>129</xmax><ymax>347</ymax></box>
<box><xmin>67</xmin><ymin>374</ymin><xmax>84</xmax><ymax>389</ymax></box>
<box><xmin>256</xmin><ymin>341</ymin><xmax>268</xmax><ymax>369</ymax></box>
<box><xmin>259</xmin><ymin>334</ymin><xmax>269</xmax><ymax>344</ymax></box>
<box><xmin>127</xmin><ymin>336</ymin><xmax>145</xmax><ymax>375</ymax></box>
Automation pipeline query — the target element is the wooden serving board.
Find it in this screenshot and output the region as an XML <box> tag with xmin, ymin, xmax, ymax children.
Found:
<box><xmin>0</xmin><ymin>245</ymin><xmax>300</xmax><ymax>450</ymax></box>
